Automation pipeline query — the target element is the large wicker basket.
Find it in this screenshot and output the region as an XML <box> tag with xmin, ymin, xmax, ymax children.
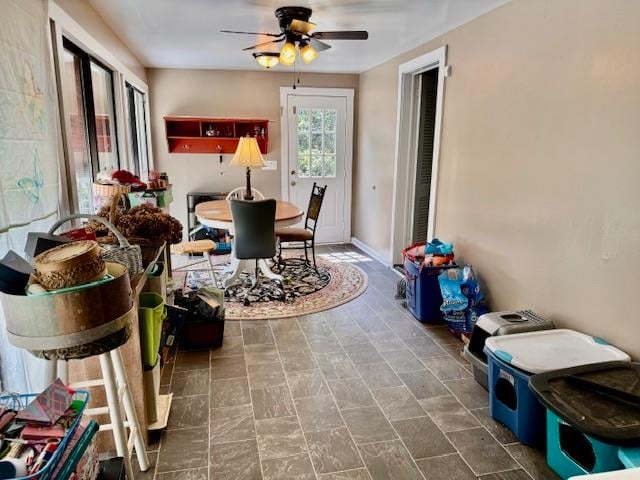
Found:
<box><xmin>49</xmin><ymin>214</ymin><xmax>144</xmax><ymax>277</ymax></box>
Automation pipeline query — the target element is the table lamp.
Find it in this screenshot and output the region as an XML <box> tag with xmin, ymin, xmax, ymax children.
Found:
<box><xmin>230</xmin><ymin>136</ymin><xmax>266</xmax><ymax>201</ymax></box>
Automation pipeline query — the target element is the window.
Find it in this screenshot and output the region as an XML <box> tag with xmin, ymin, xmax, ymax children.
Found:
<box><xmin>90</xmin><ymin>61</ymin><xmax>119</xmax><ymax>172</ymax></box>
<box><xmin>60</xmin><ymin>38</ymin><xmax>120</xmax><ymax>213</ymax></box>
<box><xmin>126</xmin><ymin>83</ymin><xmax>150</xmax><ymax>180</ymax></box>
<box><xmin>61</xmin><ymin>48</ymin><xmax>93</xmax><ymax>213</ymax></box>
<box><xmin>297</xmin><ymin>108</ymin><xmax>337</xmax><ymax>178</ymax></box>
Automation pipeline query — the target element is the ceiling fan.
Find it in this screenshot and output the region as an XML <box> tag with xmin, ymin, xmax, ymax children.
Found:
<box><xmin>221</xmin><ymin>6</ymin><xmax>368</xmax><ymax>68</ymax></box>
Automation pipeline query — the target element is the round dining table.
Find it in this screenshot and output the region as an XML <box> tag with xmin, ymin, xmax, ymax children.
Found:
<box><xmin>195</xmin><ymin>199</ymin><xmax>304</xmax><ymax>287</ymax></box>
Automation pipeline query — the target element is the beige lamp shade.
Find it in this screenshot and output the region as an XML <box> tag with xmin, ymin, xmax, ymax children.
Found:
<box><xmin>230</xmin><ymin>136</ymin><xmax>266</xmax><ymax>168</ymax></box>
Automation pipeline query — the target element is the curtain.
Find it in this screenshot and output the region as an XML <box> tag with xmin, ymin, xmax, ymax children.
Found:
<box><xmin>0</xmin><ymin>0</ymin><xmax>61</xmax><ymax>392</ymax></box>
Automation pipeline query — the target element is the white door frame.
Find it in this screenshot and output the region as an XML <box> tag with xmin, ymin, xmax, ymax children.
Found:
<box><xmin>279</xmin><ymin>87</ymin><xmax>355</xmax><ymax>243</ymax></box>
<box><xmin>390</xmin><ymin>46</ymin><xmax>447</xmax><ymax>265</ymax></box>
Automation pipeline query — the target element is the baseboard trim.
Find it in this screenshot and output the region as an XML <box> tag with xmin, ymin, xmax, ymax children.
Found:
<box><xmin>350</xmin><ymin>237</ymin><xmax>391</xmax><ymax>267</ymax></box>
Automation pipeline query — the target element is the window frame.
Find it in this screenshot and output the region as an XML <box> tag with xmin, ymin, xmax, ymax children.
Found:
<box><xmin>62</xmin><ymin>37</ymin><xmax>120</xmax><ymax>178</ymax></box>
<box><xmin>126</xmin><ymin>82</ymin><xmax>150</xmax><ymax>180</ymax></box>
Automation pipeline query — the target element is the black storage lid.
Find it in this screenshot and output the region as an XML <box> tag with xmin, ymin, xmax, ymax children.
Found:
<box><xmin>529</xmin><ymin>361</ymin><xmax>640</xmax><ymax>446</ymax></box>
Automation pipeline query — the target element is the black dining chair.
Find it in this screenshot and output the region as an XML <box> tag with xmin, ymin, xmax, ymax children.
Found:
<box><xmin>276</xmin><ymin>183</ymin><xmax>327</xmax><ymax>272</ymax></box>
<box><xmin>229</xmin><ymin>199</ymin><xmax>277</xmax><ymax>305</ymax></box>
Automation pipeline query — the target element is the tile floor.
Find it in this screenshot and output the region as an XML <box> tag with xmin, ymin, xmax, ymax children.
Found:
<box><xmin>137</xmin><ymin>244</ymin><xmax>560</xmax><ymax>480</ymax></box>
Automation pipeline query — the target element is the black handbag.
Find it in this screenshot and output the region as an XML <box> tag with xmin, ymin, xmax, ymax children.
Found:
<box><xmin>170</xmin><ymin>288</ymin><xmax>225</xmax><ymax>349</ymax></box>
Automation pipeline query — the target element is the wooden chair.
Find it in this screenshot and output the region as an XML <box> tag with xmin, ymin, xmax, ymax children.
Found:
<box><xmin>226</xmin><ymin>187</ymin><xmax>265</xmax><ymax>201</ymax></box>
<box><xmin>171</xmin><ymin>239</ymin><xmax>219</xmax><ymax>288</ymax></box>
<box><xmin>276</xmin><ymin>183</ymin><xmax>327</xmax><ymax>272</ymax></box>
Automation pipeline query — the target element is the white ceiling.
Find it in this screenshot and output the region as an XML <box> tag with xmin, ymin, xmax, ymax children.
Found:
<box><xmin>87</xmin><ymin>0</ymin><xmax>508</xmax><ymax>73</ymax></box>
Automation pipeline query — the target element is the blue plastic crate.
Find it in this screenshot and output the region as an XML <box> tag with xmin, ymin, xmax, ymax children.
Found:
<box><xmin>0</xmin><ymin>390</ymin><xmax>89</xmax><ymax>480</ymax></box>
<box><xmin>403</xmin><ymin>259</ymin><xmax>453</xmax><ymax>323</ymax></box>
<box><xmin>485</xmin><ymin>348</ymin><xmax>545</xmax><ymax>446</ymax></box>
<box><xmin>214</xmin><ymin>242</ymin><xmax>232</xmax><ymax>254</ymax></box>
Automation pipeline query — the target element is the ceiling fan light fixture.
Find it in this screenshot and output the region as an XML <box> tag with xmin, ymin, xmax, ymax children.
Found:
<box><xmin>279</xmin><ymin>38</ymin><xmax>297</xmax><ymax>66</ymax></box>
<box><xmin>299</xmin><ymin>40</ymin><xmax>318</xmax><ymax>64</ymax></box>
<box><xmin>252</xmin><ymin>52</ymin><xmax>279</xmax><ymax>68</ymax></box>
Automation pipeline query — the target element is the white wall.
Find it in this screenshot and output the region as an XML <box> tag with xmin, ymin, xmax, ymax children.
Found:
<box><xmin>355</xmin><ymin>0</ymin><xmax>640</xmax><ymax>358</ymax></box>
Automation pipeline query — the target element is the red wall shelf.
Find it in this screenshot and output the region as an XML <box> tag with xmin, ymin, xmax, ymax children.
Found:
<box><xmin>164</xmin><ymin>116</ymin><xmax>269</xmax><ymax>154</ymax></box>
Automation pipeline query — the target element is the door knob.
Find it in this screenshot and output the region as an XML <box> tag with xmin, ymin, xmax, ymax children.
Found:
<box><xmin>290</xmin><ymin>170</ymin><xmax>296</xmax><ymax>175</ymax></box>
<box><xmin>291</xmin><ymin>181</ymin><xmax>296</xmax><ymax>186</ymax></box>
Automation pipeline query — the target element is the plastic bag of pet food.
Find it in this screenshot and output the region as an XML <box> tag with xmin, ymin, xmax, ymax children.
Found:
<box><xmin>438</xmin><ymin>265</ymin><xmax>487</xmax><ymax>334</ymax></box>
<box><xmin>426</xmin><ymin>239</ymin><xmax>454</xmax><ymax>256</ymax></box>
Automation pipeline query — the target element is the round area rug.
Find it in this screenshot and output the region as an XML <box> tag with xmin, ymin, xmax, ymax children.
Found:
<box><xmin>180</xmin><ymin>256</ymin><xmax>368</xmax><ymax>320</ymax></box>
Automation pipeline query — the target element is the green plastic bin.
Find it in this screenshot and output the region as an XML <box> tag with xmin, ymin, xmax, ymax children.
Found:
<box><xmin>139</xmin><ymin>292</ymin><xmax>165</xmax><ymax>367</ymax></box>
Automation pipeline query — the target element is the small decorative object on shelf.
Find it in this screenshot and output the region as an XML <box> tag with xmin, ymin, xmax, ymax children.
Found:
<box><xmin>164</xmin><ymin>117</ymin><xmax>269</xmax><ymax>154</ymax></box>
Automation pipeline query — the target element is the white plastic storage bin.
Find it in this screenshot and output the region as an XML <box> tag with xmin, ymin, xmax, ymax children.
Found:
<box><xmin>569</xmin><ymin>468</ymin><xmax>640</xmax><ymax>479</ymax></box>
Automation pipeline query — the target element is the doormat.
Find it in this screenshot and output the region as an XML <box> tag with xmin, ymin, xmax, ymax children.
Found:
<box><xmin>178</xmin><ymin>256</ymin><xmax>368</xmax><ymax>320</ymax></box>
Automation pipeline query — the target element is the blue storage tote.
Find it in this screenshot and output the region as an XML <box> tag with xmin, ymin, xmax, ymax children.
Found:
<box><xmin>403</xmin><ymin>258</ymin><xmax>454</xmax><ymax>323</ymax></box>
<box><xmin>485</xmin><ymin>347</ymin><xmax>547</xmax><ymax>445</ymax></box>
<box><xmin>529</xmin><ymin>362</ymin><xmax>640</xmax><ymax>479</ymax></box>
<box><xmin>484</xmin><ymin>329</ymin><xmax>630</xmax><ymax>447</ymax></box>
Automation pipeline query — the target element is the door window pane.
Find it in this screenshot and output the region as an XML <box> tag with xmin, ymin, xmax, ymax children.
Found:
<box><xmin>298</xmin><ymin>108</ymin><xmax>309</xmax><ymax>131</ymax></box>
<box><xmin>297</xmin><ymin>131</ymin><xmax>309</xmax><ymax>154</ymax></box>
<box><xmin>296</xmin><ymin>107</ymin><xmax>337</xmax><ymax>179</ymax></box>
<box><xmin>324</xmin><ymin>110</ymin><xmax>336</xmax><ymax>132</ymax></box>
<box><xmin>311</xmin><ymin>155</ymin><xmax>323</xmax><ymax>177</ymax></box>
<box><xmin>62</xmin><ymin>49</ymin><xmax>93</xmax><ymax>214</ymax></box>
<box><xmin>311</xmin><ymin>133</ymin><xmax>323</xmax><ymax>154</ymax></box>
<box><xmin>324</xmin><ymin>132</ymin><xmax>336</xmax><ymax>154</ymax></box>
<box><xmin>298</xmin><ymin>155</ymin><xmax>310</xmax><ymax>177</ymax></box>
<box><xmin>325</xmin><ymin>155</ymin><xmax>336</xmax><ymax>177</ymax></box>
<box><xmin>310</xmin><ymin>109</ymin><xmax>323</xmax><ymax>132</ymax></box>
<box><xmin>90</xmin><ymin>61</ymin><xmax>119</xmax><ymax>172</ymax></box>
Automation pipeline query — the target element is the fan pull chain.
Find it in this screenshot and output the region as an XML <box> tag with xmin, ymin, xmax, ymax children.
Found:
<box><xmin>292</xmin><ymin>61</ymin><xmax>297</xmax><ymax>89</ymax></box>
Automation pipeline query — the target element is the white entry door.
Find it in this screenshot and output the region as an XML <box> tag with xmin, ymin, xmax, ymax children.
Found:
<box><xmin>281</xmin><ymin>88</ymin><xmax>354</xmax><ymax>244</ymax></box>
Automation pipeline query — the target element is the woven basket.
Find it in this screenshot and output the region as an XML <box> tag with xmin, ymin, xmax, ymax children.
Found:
<box><xmin>92</xmin><ymin>182</ymin><xmax>132</xmax><ymax>197</ymax></box>
<box><xmin>34</xmin><ymin>240</ymin><xmax>107</xmax><ymax>290</ymax></box>
<box><xmin>108</xmin><ymin>192</ymin><xmax>130</xmax><ymax>224</ymax></box>
<box><xmin>49</xmin><ymin>214</ymin><xmax>144</xmax><ymax>276</ymax></box>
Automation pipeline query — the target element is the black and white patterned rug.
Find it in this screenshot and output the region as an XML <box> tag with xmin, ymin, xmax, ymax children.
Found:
<box><xmin>177</xmin><ymin>255</ymin><xmax>368</xmax><ymax>320</ymax></box>
<box><xmin>185</xmin><ymin>259</ymin><xmax>330</xmax><ymax>304</ymax></box>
